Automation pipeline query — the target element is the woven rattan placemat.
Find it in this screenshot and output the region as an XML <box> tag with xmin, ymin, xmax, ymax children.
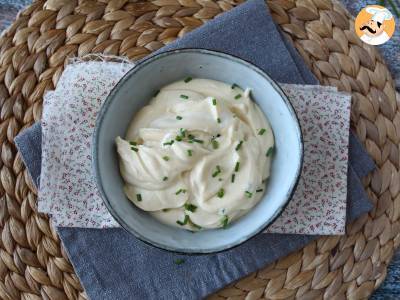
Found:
<box><xmin>0</xmin><ymin>0</ymin><xmax>399</xmax><ymax>299</ymax></box>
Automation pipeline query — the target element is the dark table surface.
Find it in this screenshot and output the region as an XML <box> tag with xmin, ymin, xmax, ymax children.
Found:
<box><xmin>1</xmin><ymin>0</ymin><xmax>399</xmax><ymax>299</ymax></box>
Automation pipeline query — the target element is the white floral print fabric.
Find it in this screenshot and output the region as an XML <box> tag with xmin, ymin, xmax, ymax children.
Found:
<box><xmin>39</xmin><ymin>61</ymin><xmax>350</xmax><ymax>234</ymax></box>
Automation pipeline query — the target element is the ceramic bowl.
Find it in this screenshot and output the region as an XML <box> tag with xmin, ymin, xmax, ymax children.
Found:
<box><xmin>93</xmin><ymin>49</ymin><xmax>303</xmax><ymax>254</ymax></box>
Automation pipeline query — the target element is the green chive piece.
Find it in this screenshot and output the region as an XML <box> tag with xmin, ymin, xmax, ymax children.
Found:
<box><xmin>136</xmin><ymin>194</ymin><xmax>142</xmax><ymax>202</ymax></box>
<box><xmin>218</xmin><ymin>178</ymin><xmax>223</xmax><ymax>181</ymax></box>
<box><xmin>193</xmin><ymin>139</ymin><xmax>203</xmax><ymax>144</ymax></box>
<box><xmin>235</xmin><ymin>141</ymin><xmax>243</xmax><ymax>151</ymax></box>
<box><xmin>176</xmin><ymin>215</ymin><xmax>189</xmax><ymax>225</ymax></box>
<box><xmin>187</xmin><ymin>149</ymin><xmax>192</xmax><ymax>157</ymax></box>
<box><xmin>174</xmin><ymin>258</ymin><xmax>185</xmax><ymax>265</ymax></box>
<box><xmin>212</xmin><ymin>165</ymin><xmax>222</xmax><ymax>177</ymax></box>
<box><xmin>129</xmin><ymin>141</ymin><xmax>137</xmax><ymax>146</ymax></box>
<box><xmin>163</xmin><ymin>176</ymin><xmax>168</xmax><ymax>181</ymax></box>
<box><xmin>176</xmin><ymin>135</ymin><xmax>183</xmax><ymax>142</ymax></box>
<box><xmin>266</xmin><ymin>147</ymin><xmax>274</xmax><ymax>157</ymax></box>
<box><xmin>217</xmin><ymin>118</ymin><xmax>221</xmax><ymax>124</ymax></box>
<box><xmin>188</xmin><ymin>134</ymin><xmax>195</xmax><ymax>139</ymax></box>
<box><xmin>217</xmin><ymin>188</ymin><xmax>225</xmax><ymax>198</ymax></box>
<box><xmin>231</xmin><ymin>174</ymin><xmax>235</xmax><ymax>183</ymax></box>
<box><xmin>256</xmin><ymin>189</ymin><xmax>263</xmax><ymax>193</ymax></box>
<box><xmin>184</xmin><ymin>77</ymin><xmax>192</xmax><ymax>83</ymax></box>
<box><xmin>190</xmin><ymin>221</ymin><xmax>202</xmax><ymax>230</ymax></box>
<box><xmin>212</xmin><ymin>140</ymin><xmax>219</xmax><ymax>149</ymax></box>
<box><xmin>235</xmin><ymin>94</ymin><xmax>242</xmax><ymax>100</ymax></box>
<box><xmin>258</xmin><ymin>128</ymin><xmax>266</xmax><ymax>135</ymax></box>
<box><xmin>212</xmin><ymin>98</ymin><xmax>217</xmax><ymax>106</ymax></box>
<box><xmin>162</xmin><ymin>156</ymin><xmax>170</xmax><ymax>161</ymax></box>
<box><xmin>184</xmin><ymin>203</ymin><xmax>197</xmax><ymax>212</ymax></box>
<box><xmin>180</xmin><ymin>128</ymin><xmax>186</xmax><ymax>137</ymax></box>
<box><xmin>176</xmin><ymin>116</ymin><xmax>183</xmax><ymax>120</ymax></box>
<box><xmin>231</xmin><ymin>83</ymin><xmax>239</xmax><ymax>89</ymax></box>
<box><xmin>221</xmin><ymin>215</ymin><xmax>229</xmax><ymax>229</ymax></box>
<box><xmin>176</xmin><ymin>189</ymin><xmax>186</xmax><ymax>195</ymax></box>
<box><xmin>180</xmin><ymin>94</ymin><xmax>189</xmax><ymax>99</ymax></box>
<box><xmin>234</xmin><ymin>162</ymin><xmax>240</xmax><ymax>172</ymax></box>
<box><xmin>131</xmin><ymin>147</ymin><xmax>138</xmax><ymax>152</ymax></box>
<box><xmin>245</xmin><ymin>191</ymin><xmax>253</xmax><ymax>198</ymax></box>
<box><xmin>163</xmin><ymin>140</ymin><xmax>174</xmax><ymax>146</ymax></box>
<box><xmin>162</xmin><ymin>208</ymin><xmax>169</xmax><ymax>212</ymax></box>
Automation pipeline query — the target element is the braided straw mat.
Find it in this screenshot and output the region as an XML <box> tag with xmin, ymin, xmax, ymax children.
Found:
<box><xmin>0</xmin><ymin>0</ymin><xmax>399</xmax><ymax>299</ymax></box>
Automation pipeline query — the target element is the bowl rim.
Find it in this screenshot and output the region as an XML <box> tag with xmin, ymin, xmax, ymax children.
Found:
<box><xmin>92</xmin><ymin>48</ymin><xmax>304</xmax><ymax>254</ymax></box>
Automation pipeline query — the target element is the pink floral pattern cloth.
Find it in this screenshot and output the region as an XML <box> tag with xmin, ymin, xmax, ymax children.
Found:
<box><xmin>39</xmin><ymin>61</ymin><xmax>351</xmax><ymax>234</ymax></box>
<box><xmin>265</xmin><ymin>84</ymin><xmax>351</xmax><ymax>234</ymax></box>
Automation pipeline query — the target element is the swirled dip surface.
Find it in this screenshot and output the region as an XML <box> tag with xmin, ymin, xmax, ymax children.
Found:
<box><xmin>116</xmin><ymin>78</ymin><xmax>274</xmax><ymax>230</ymax></box>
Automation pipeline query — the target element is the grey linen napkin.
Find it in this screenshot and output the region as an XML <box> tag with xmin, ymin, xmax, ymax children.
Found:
<box><xmin>14</xmin><ymin>0</ymin><xmax>375</xmax><ymax>299</ymax></box>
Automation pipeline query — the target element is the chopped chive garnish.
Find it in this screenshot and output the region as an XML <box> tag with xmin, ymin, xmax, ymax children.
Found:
<box><xmin>163</xmin><ymin>140</ymin><xmax>175</xmax><ymax>146</ymax></box>
<box><xmin>154</xmin><ymin>90</ymin><xmax>160</xmax><ymax>97</ymax></box>
<box><xmin>180</xmin><ymin>128</ymin><xmax>186</xmax><ymax>137</ymax></box>
<box><xmin>231</xmin><ymin>174</ymin><xmax>235</xmax><ymax>183</ymax></box>
<box><xmin>218</xmin><ymin>178</ymin><xmax>223</xmax><ymax>181</ymax></box>
<box><xmin>258</xmin><ymin>128</ymin><xmax>266</xmax><ymax>135</ymax></box>
<box><xmin>176</xmin><ymin>135</ymin><xmax>183</xmax><ymax>142</ymax></box>
<box><xmin>234</xmin><ymin>94</ymin><xmax>242</xmax><ymax>100</ymax></box>
<box><xmin>176</xmin><ymin>116</ymin><xmax>183</xmax><ymax>120</ymax></box>
<box><xmin>174</xmin><ymin>258</ymin><xmax>185</xmax><ymax>265</ymax></box>
<box><xmin>217</xmin><ymin>134</ymin><xmax>221</xmax><ymax>137</ymax></box>
<box><xmin>180</xmin><ymin>94</ymin><xmax>189</xmax><ymax>99</ymax></box>
<box><xmin>184</xmin><ymin>203</ymin><xmax>197</xmax><ymax>212</ymax></box>
<box><xmin>245</xmin><ymin>191</ymin><xmax>253</xmax><ymax>198</ymax></box>
<box><xmin>163</xmin><ymin>176</ymin><xmax>168</xmax><ymax>181</ymax></box>
<box><xmin>175</xmin><ymin>189</ymin><xmax>186</xmax><ymax>195</ymax></box>
<box><xmin>131</xmin><ymin>147</ymin><xmax>138</xmax><ymax>152</ymax></box>
<box><xmin>136</xmin><ymin>194</ymin><xmax>142</xmax><ymax>202</ymax></box>
<box><xmin>176</xmin><ymin>215</ymin><xmax>189</xmax><ymax>225</ymax></box>
<box><xmin>184</xmin><ymin>77</ymin><xmax>192</xmax><ymax>83</ymax></box>
<box><xmin>163</xmin><ymin>156</ymin><xmax>170</xmax><ymax>161</ymax></box>
<box><xmin>193</xmin><ymin>139</ymin><xmax>203</xmax><ymax>144</ymax></box>
<box><xmin>212</xmin><ymin>165</ymin><xmax>222</xmax><ymax>178</ymax></box>
<box><xmin>234</xmin><ymin>162</ymin><xmax>240</xmax><ymax>172</ymax></box>
<box><xmin>190</xmin><ymin>221</ymin><xmax>202</xmax><ymax>230</ymax></box>
<box><xmin>217</xmin><ymin>188</ymin><xmax>225</xmax><ymax>198</ymax></box>
<box><xmin>235</xmin><ymin>141</ymin><xmax>243</xmax><ymax>151</ymax></box>
<box><xmin>256</xmin><ymin>189</ymin><xmax>263</xmax><ymax>193</ymax></box>
<box><xmin>212</xmin><ymin>140</ymin><xmax>219</xmax><ymax>149</ymax></box>
<box><xmin>231</xmin><ymin>83</ymin><xmax>239</xmax><ymax>89</ymax></box>
<box><xmin>266</xmin><ymin>147</ymin><xmax>274</xmax><ymax>157</ymax></box>
<box><xmin>217</xmin><ymin>118</ymin><xmax>221</xmax><ymax>124</ymax></box>
<box><xmin>212</xmin><ymin>98</ymin><xmax>217</xmax><ymax>105</ymax></box>
<box><xmin>221</xmin><ymin>215</ymin><xmax>229</xmax><ymax>229</ymax></box>
<box><xmin>129</xmin><ymin>141</ymin><xmax>137</xmax><ymax>146</ymax></box>
<box><xmin>162</xmin><ymin>208</ymin><xmax>169</xmax><ymax>212</ymax></box>
<box><xmin>187</xmin><ymin>149</ymin><xmax>192</xmax><ymax>156</ymax></box>
<box><xmin>188</xmin><ymin>134</ymin><xmax>195</xmax><ymax>139</ymax></box>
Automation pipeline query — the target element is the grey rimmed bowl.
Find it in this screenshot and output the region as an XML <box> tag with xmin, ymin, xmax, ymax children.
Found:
<box><xmin>93</xmin><ymin>49</ymin><xmax>303</xmax><ymax>254</ymax></box>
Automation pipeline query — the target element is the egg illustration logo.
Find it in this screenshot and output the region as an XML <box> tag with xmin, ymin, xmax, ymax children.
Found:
<box><xmin>355</xmin><ymin>5</ymin><xmax>395</xmax><ymax>45</ymax></box>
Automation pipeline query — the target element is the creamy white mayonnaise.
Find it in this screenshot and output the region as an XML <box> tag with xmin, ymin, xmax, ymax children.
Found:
<box><xmin>116</xmin><ymin>78</ymin><xmax>274</xmax><ymax>230</ymax></box>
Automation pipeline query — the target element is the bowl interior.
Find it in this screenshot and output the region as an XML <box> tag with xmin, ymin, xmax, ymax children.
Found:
<box><xmin>94</xmin><ymin>49</ymin><xmax>302</xmax><ymax>253</ymax></box>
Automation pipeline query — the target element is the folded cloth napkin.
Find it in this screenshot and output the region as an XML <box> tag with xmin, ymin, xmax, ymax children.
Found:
<box><xmin>33</xmin><ymin>58</ymin><xmax>351</xmax><ymax>234</ymax></box>
<box><xmin>14</xmin><ymin>0</ymin><xmax>375</xmax><ymax>299</ymax></box>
